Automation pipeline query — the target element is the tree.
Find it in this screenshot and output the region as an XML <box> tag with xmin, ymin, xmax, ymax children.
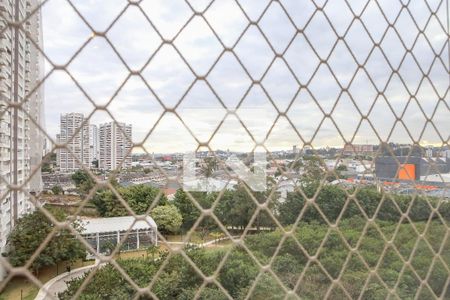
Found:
<box><xmin>215</xmin><ymin>186</ymin><xmax>256</xmax><ymax>229</ymax></box>
<box><xmin>92</xmin><ymin>159</ymin><xmax>99</xmax><ymax>169</ymax></box>
<box><xmin>238</xmin><ymin>273</ymin><xmax>286</xmax><ymax>300</ymax></box>
<box><xmin>91</xmin><ymin>185</ymin><xmax>168</xmax><ymax>217</ymax></box>
<box><xmin>121</xmin><ymin>185</ymin><xmax>167</xmax><ymax>214</ymax></box>
<box><xmin>278</xmin><ymin>183</ymin><xmax>347</xmax><ymax>225</ymax></box>
<box><xmin>302</xmin><ymin>156</ymin><xmax>324</xmax><ymax>180</ymax></box>
<box><xmin>277</xmin><ymin>185</ymin><xmax>450</xmax><ymax>226</ymax></box>
<box><xmin>3</xmin><ymin>208</ymin><xmax>85</xmax><ymax>272</ymax></box>
<box><xmin>201</xmin><ymin>157</ymin><xmax>218</xmax><ymax>178</ymax></box>
<box><xmin>173</xmin><ymin>189</ymin><xmax>201</xmax><ymax>231</ymax></box>
<box><xmin>41</xmin><ymin>162</ymin><xmax>52</xmax><ymax>173</ymax></box>
<box><xmin>51</xmin><ymin>185</ymin><xmax>64</xmax><ymax>195</ymax></box>
<box><xmin>151</xmin><ymin>205</ymin><xmax>183</xmax><ymax>234</ymax></box>
<box><xmin>92</xmin><ymin>189</ymin><xmax>127</xmax><ymax>217</ymax></box>
<box><xmin>336</xmin><ymin>165</ymin><xmax>347</xmax><ymax>172</ymax></box>
<box><xmin>289</xmin><ymin>159</ymin><xmax>303</xmax><ymax>173</ymax></box>
<box><xmin>71</xmin><ymin>169</ymin><xmax>95</xmax><ymax>197</ymax></box>
<box><xmin>300</xmin><ymin>156</ymin><xmax>340</xmax><ymax>182</ymax></box>
<box><xmin>41</xmin><ymin>153</ymin><xmax>56</xmax><ymax>173</ymax></box>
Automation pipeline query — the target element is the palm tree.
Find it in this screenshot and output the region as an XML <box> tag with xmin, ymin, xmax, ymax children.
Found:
<box><xmin>201</xmin><ymin>157</ymin><xmax>217</xmax><ymax>178</ymax></box>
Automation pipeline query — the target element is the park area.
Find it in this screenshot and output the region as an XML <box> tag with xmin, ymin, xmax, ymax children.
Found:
<box><xmin>58</xmin><ymin>219</ymin><xmax>450</xmax><ymax>299</ymax></box>
<box><xmin>1</xmin><ymin>179</ymin><xmax>450</xmax><ymax>299</ymax></box>
<box><xmin>0</xmin><ymin>231</ymin><xmax>231</xmax><ymax>300</ymax></box>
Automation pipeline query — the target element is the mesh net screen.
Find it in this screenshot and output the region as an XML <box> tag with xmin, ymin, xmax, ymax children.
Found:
<box><xmin>0</xmin><ymin>0</ymin><xmax>449</xmax><ymax>299</ymax></box>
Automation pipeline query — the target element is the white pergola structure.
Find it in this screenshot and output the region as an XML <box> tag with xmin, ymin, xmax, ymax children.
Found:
<box><xmin>80</xmin><ymin>216</ymin><xmax>157</xmax><ymax>255</ymax></box>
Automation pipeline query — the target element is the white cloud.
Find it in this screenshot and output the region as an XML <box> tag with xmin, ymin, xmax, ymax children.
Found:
<box><xmin>42</xmin><ymin>0</ymin><xmax>449</xmax><ymax>152</ymax></box>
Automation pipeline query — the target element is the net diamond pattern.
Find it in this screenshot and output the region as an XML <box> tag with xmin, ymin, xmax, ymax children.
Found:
<box><xmin>0</xmin><ymin>0</ymin><xmax>449</xmax><ymax>299</ymax></box>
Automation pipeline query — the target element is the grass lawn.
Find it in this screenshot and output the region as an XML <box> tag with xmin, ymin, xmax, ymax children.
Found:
<box><xmin>0</xmin><ymin>260</ymin><xmax>94</xmax><ymax>300</ymax></box>
<box><xmin>117</xmin><ymin>250</ymin><xmax>148</xmax><ymax>260</ymax></box>
<box><xmin>164</xmin><ymin>231</ymin><xmax>226</xmax><ymax>244</ymax></box>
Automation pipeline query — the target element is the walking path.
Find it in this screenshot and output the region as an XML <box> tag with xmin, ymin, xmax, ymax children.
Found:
<box><xmin>35</xmin><ymin>261</ymin><xmax>102</xmax><ymax>300</ymax></box>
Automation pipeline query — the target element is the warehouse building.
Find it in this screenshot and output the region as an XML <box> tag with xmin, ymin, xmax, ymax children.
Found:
<box><xmin>375</xmin><ymin>156</ymin><xmax>450</xmax><ymax>181</ymax></box>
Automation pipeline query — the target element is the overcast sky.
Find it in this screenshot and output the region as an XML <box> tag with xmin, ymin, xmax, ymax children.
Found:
<box><xmin>40</xmin><ymin>0</ymin><xmax>449</xmax><ymax>153</ymax></box>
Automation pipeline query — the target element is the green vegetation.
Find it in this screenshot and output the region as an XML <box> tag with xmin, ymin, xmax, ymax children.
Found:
<box><xmin>91</xmin><ymin>184</ymin><xmax>168</xmax><ymax>217</ymax></box>
<box><xmin>173</xmin><ymin>187</ymin><xmax>274</xmax><ymax>234</ymax></box>
<box><xmin>59</xmin><ymin>164</ymin><xmax>450</xmax><ymax>299</ymax></box>
<box><xmin>278</xmin><ymin>183</ymin><xmax>450</xmax><ymax>225</ymax></box>
<box><xmin>201</xmin><ymin>156</ymin><xmax>218</xmax><ymax>178</ymax></box>
<box><xmin>0</xmin><ymin>260</ymin><xmax>94</xmax><ymax>300</ymax></box>
<box><xmin>41</xmin><ymin>153</ymin><xmax>56</xmax><ymax>173</ymax></box>
<box><xmin>59</xmin><ymin>219</ymin><xmax>450</xmax><ymax>299</ymax></box>
<box><xmin>71</xmin><ymin>169</ymin><xmax>95</xmax><ymax>197</ymax></box>
<box><xmin>150</xmin><ymin>205</ymin><xmax>182</xmax><ymax>234</ymax></box>
<box><xmin>173</xmin><ymin>189</ymin><xmax>211</xmax><ymax>231</ymax></box>
<box><xmin>276</xmin><ymin>156</ymin><xmax>344</xmax><ymax>181</ymax></box>
<box><xmin>51</xmin><ymin>185</ymin><xmax>64</xmax><ymax>195</ymax></box>
<box><xmin>2</xmin><ymin>208</ymin><xmax>85</xmax><ymax>273</ymax></box>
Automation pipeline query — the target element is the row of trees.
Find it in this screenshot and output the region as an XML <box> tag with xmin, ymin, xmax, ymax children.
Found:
<box><xmin>87</xmin><ymin>178</ymin><xmax>450</xmax><ymax>236</ymax></box>
<box><xmin>89</xmin><ymin>183</ymin><xmax>183</xmax><ymax>234</ymax></box>
<box><xmin>278</xmin><ymin>183</ymin><xmax>450</xmax><ymax>225</ymax></box>
<box><xmin>172</xmin><ymin>187</ymin><xmax>274</xmax><ymax>233</ymax></box>
<box><xmin>59</xmin><ymin>218</ymin><xmax>450</xmax><ymax>299</ymax></box>
<box><xmin>172</xmin><ymin>184</ymin><xmax>450</xmax><ymax>234</ymax></box>
<box><xmin>70</xmin><ymin>168</ymin><xmax>450</xmax><ymax>242</ymax></box>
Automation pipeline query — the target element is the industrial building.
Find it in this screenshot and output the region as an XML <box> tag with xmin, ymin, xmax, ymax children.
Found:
<box><xmin>375</xmin><ymin>156</ymin><xmax>450</xmax><ymax>181</ymax></box>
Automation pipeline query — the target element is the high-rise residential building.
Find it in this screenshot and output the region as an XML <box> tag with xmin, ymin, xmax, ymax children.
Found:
<box><xmin>89</xmin><ymin>124</ymin><xmax>98</xmax><ymax>164</ymax></box>
<box><xmin>0</xmin><ymin>0</ymin><xmax>44</xmax><ymax>279</ymax></box>
<box><xmin>99</xmin><ymin>122</ymin><xmax>132</xmax><ymax>170</ymax></box>
<box><xmin>57</xmin><ymin>113</ymin><xmax>90</xmax><ymax>172</ymax></box>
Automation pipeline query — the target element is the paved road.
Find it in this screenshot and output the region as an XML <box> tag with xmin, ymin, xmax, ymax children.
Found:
<box><xmin>35</xmin><ymin>263</ymin><xmax>100</xmax><ymax>300</ymax></box>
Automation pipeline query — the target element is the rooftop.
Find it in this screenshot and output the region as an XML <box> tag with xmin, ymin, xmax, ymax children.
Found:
<box><xmin>80</xmin><ymin>216</ymin><xmax>157</xmax><ymax>235</ymax></box>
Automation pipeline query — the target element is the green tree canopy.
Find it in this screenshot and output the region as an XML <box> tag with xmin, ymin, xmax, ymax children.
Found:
<box><xmin>71</xmin><ymin>169</ymin><xmax>95</xmax><ymax>197</ymax></box>
<box><xmin>51</xmin><ymin>185</ymin><xmax>64</xmax><ymax>195</ymax></box>
<box><xmin>91</xmin><ymin>184</ymin><xmax>168</xmax><ymax>217</ymax></box>
<box><xmin>277</xmin><ymin>184</ymin><xmax>450</xmax><ymax>226</ymax></box>
<box><xmin>173</xmin><ymin>189</ymin><xmax>219</xmax><ymax>232</ymax></box>
<box><xmin>215</xmin><ymin>187</ymin><xmax>256</xmax><ymax>230</ymax></box>
<box><xmin>151</xmin><ymin>205</ymin><xmax>183</xmax><ymax>234</ymax></box>
<box><xmin>3</xmin><ymin>208</ymin><xmax>85</xmax><ymax>272</ymax></box>
<box><xmin>59</xmin><ymin>219</ymin><xmax>450</xmax><ymax>300</ymax></box>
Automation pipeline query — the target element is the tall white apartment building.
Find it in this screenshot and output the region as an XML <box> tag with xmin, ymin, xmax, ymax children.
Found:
<box><xmin>57</xmin><ymin>113</ymin><xmax>90</xmax><ymax>172</ymax></box>
<box><xmin>99</xmin><ymin>122</ymin><xmax>132</xmax><ymax>170</ymax></box>
<box><xmin>0</xmin><ymin>0</ymin><xmax>44</xmax><ymax>278</ymax></box>
<box><xmin>89</xmin><ymin>124</ymin><xmax>98</xmax><ymax>164</ymax></box>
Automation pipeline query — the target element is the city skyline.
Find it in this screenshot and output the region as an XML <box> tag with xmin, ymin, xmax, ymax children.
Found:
<box><xmin>51</xmin><ymin>109</ymin><xmax>448</xmax><ymax>155</ymax></box>
<box><xmin>41</xmin><ymin>0</ymin><xmax>449</xmax><ymax>153</ymax></box>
